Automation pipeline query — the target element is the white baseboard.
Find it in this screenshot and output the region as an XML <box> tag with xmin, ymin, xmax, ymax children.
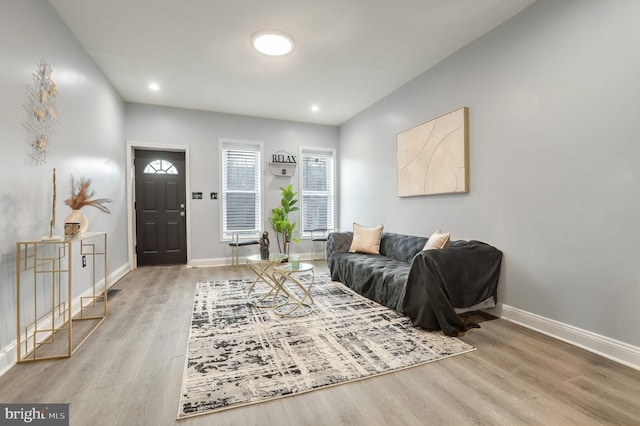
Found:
<box><xmin>0</xmin><ymin>262</ymin><xmax>130</xmax><ymax>377</ymax></box>
<box><xmin>492</xmin><ymin>304</ymin><xmax>640</xmax><ymax>372</ymax></box>
<box><xmin>188</xmin><ymin>257</ymin><xmax>229</xmax><ymax>268</ymax></box>
<box><xmin>0</xmin><ymin>343</ymin><xmax>17</xmax><ymax>378</ymax></box>
<box><xmin>108</xmin><ymin>263</ymin><xmax>131</xmax><ymax>288</ymax></box>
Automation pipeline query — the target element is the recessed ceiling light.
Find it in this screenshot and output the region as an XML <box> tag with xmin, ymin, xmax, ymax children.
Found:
<box><xmin>251</xmin><ymin>30</ymin><xmax>295</xmax><ymax>56</ymax></box>
<box><xmin>311</xmin><ymin>105</ymin><xmax>320</xmax><ymax>112</ymax></box>
<box><xmin>148</xmin><ymin>82</ymin><xmax>160</xmax><ymax>91</ymax></box>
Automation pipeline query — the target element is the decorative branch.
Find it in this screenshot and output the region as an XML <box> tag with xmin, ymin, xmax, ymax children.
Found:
<box><xmin>64</xmin><ymin>177</ymin><xmax>112</xmax><ymax>213</ymax></box>
<box><xmin>49</xmin><ymin>168</ymin><xmax>56</xmax><ymax>237</ymax></box>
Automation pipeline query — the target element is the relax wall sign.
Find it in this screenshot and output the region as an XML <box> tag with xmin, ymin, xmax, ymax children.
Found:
<box><xmin>269</xmin><ymin>151</ymin><xmax>297</xmax><ymax>176</ymax></box>
<box><xmin>271</xmin><ymin>152</ymin><xmax>296</xmax><ymax>164</ymax></box>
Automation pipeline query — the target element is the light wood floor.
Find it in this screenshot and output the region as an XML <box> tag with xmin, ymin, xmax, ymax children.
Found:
<box><xmin>1</xmin><ymin>263</ymin><xmax>639</xmax><ymax>425</ymax></box>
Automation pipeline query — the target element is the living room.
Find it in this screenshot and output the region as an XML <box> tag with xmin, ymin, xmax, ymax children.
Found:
<box><xmin>1</xmin><ymin>0</ymin><xmax>639</xmax><ymax>424</ymax></box>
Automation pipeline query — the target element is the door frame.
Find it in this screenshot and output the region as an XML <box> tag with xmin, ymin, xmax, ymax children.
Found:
<box><xmin>126</xmin><ymin>141</ymin><xmax>192</xmax><ymax>270</ymax></box>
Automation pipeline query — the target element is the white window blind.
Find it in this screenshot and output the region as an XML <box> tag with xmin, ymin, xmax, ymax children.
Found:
<box><xmin>300</xmin><ymin>149</ymin><xmax>335</xmax><ymax>238</ymax></box>
<box><xmin>221</xmin><ymin>142</ymin><xmax>262</xmax><ymax>240</ymax></box>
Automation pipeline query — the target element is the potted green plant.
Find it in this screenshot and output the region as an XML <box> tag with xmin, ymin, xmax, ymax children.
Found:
<box><xmin>268</xmin><ymin>184</ymin><xmax>301</xmax><ymax>254</ymax></box>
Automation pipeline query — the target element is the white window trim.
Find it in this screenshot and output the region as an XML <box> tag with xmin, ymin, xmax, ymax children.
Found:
<box><xmin>299</xmin><ymin>146</ymin><xmax>337</xmax><ymax>240</ymax></box>
<box><xmin>219</xmin><ymin>138</ymin><xmax>264</xmax><ymax>242</ymax></box>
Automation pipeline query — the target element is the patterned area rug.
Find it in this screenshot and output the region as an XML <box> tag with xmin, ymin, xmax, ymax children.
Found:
<box><xmin>177</xmin><ymin>273</ymin><xmax>475</xmax><ymax>419</ymax></box>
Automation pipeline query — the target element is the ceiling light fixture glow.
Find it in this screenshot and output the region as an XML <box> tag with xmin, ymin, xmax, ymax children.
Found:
<box><xmin>311</xmin><ymin>105</ymin><xmax>320</xmax><ymax>112</ymax></box>
<box><xmin>148</xmin><ymin>82</ymin><xmax>160</xmax><ymax>91</ymax></box>
<box><xmin>251</xmin><ymin>30</ymin><xmax>295</xmax><ymax>56</ymax></box>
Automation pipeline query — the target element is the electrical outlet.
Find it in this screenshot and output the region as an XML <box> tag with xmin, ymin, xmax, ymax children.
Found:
<box><xmin>82</xmin><ymin>255</ymin><xmax>87</xmax><ymax>268</ymax></box>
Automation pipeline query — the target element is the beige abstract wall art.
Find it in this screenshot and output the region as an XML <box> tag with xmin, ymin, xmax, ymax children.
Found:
<box><xmin>396</xmin><ymin>107</ymin><xmax>469</xmax><ymax>197</ymax></box>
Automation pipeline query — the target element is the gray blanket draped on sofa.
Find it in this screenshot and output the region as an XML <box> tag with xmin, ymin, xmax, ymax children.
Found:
<box><xmin>398</xmin><ymin>241</ymin><xmax>503</xmax><ymax>336</ymax></box>
<box><xmin>327</xmin><ymin>231</ymin><xmax>503</xmax><ymax>337</ymax></box>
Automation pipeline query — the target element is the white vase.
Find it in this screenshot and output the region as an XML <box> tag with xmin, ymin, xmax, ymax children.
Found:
<box><xmin>64</xmin><ymin>209</ymin><xmax>89</xmax><ymax>234</ymax></box>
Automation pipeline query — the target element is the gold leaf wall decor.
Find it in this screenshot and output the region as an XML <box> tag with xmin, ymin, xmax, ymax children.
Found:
<box><xmin>23</xmin><ymin>61</ymin><xmax>60</xmax><ymax>165</ymax></box>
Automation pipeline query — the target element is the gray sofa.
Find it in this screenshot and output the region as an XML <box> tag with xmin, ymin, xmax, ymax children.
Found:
<box><xmin>327</xmin><ymin>231</ymin><xmax>503</xmax><ymax>336</ymax></box>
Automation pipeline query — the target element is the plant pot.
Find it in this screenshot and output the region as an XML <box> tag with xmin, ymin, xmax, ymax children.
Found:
<box><xmin>64</xmin><ymin>209</ymin><xmax>88</xmax><ymax>234</ymax></box>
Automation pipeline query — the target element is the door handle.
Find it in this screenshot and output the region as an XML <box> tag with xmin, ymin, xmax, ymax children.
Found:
<box><xmin>180</xmin><ymin>211</ymin><xmax>185</xmax><ymax>217</ymax></box>
<box><xmin>180</xmin><ymin>203</ymin><xmax>185</xmax><ymax>209</ymax></box>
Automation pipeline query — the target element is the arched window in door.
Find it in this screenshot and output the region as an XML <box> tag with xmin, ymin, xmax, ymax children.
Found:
<box><xmin>143</xmin><ymin>159</ymin><xmax>178</xmax><ymax>174</ymax></box>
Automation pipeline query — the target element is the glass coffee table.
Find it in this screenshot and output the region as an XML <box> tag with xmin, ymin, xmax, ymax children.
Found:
<box><xmin>272</xmin><ymin>262</ymin><xmax>315</xmax><ymax>317</ymax></box>
<box><xmin>246</xmin><ymin>253</ymin><xmax>289</xmax><ymax>308</ymax></box>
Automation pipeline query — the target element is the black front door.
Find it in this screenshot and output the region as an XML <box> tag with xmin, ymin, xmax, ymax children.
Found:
<box><xmin>134</xmin><ymin>149</ymin><xmax>187</xmax><ymax>266</ymax></box>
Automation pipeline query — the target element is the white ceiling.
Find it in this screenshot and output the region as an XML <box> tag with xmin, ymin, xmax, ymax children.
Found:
<box><xmin>48</xmin><ymin>0</ymin><xmax>537</xmax><ymax>126</ymax></box>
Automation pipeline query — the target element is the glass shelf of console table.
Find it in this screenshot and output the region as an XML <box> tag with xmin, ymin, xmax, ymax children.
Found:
<box><xmin>15</xmin><ymin>232</ymin><xmax>108</xmax><ymax>362</ymax></box>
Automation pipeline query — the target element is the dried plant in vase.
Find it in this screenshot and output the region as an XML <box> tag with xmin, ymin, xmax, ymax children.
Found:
<box><xmin>63</xmin><ymin>177</ymin><xmax>112</xmax><ymax>235</ymax></box>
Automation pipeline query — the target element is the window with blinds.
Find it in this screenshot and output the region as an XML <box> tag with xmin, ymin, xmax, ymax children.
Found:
<box><xmin>300</xmin><ymin>148</ymin><xmax>335</xmax><ymax>238</ymax></box>
<box><xmin>221</xmin><ymin>141</ymin><xmax>262</xmax><ymax>240</ymax></box>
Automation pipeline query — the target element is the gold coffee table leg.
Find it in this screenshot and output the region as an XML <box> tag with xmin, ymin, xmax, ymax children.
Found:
<box><xmin>273</xmin><ymin>266</ymin><xmax>315</xmax><ymax>317</ymax></box>
<box><xmin>246</xmin><ymin>255</ymin><xmax>290</xmax><ymax>308</ymax></box>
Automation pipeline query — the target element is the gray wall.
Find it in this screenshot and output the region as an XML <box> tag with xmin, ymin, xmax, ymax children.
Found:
<box><xmin>124</xmin><ymin>103</ymin><xmax>339</xmax><ymax>262</ymax></box>
<box><xmin>0</xmin><ymin>2</ymin><xmax>127</xmax><ymax>355</ymax></box>
<box><xmin>339</xmin><ymin>0</ymin><xmax>640</xmax><ymax>347</ymax></box>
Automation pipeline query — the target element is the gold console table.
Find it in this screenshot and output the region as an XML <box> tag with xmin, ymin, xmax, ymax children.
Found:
<box><xmin>16</xmin><ymin>232</ymin><xmax>108</xmax><ymax>362</ymax></box>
